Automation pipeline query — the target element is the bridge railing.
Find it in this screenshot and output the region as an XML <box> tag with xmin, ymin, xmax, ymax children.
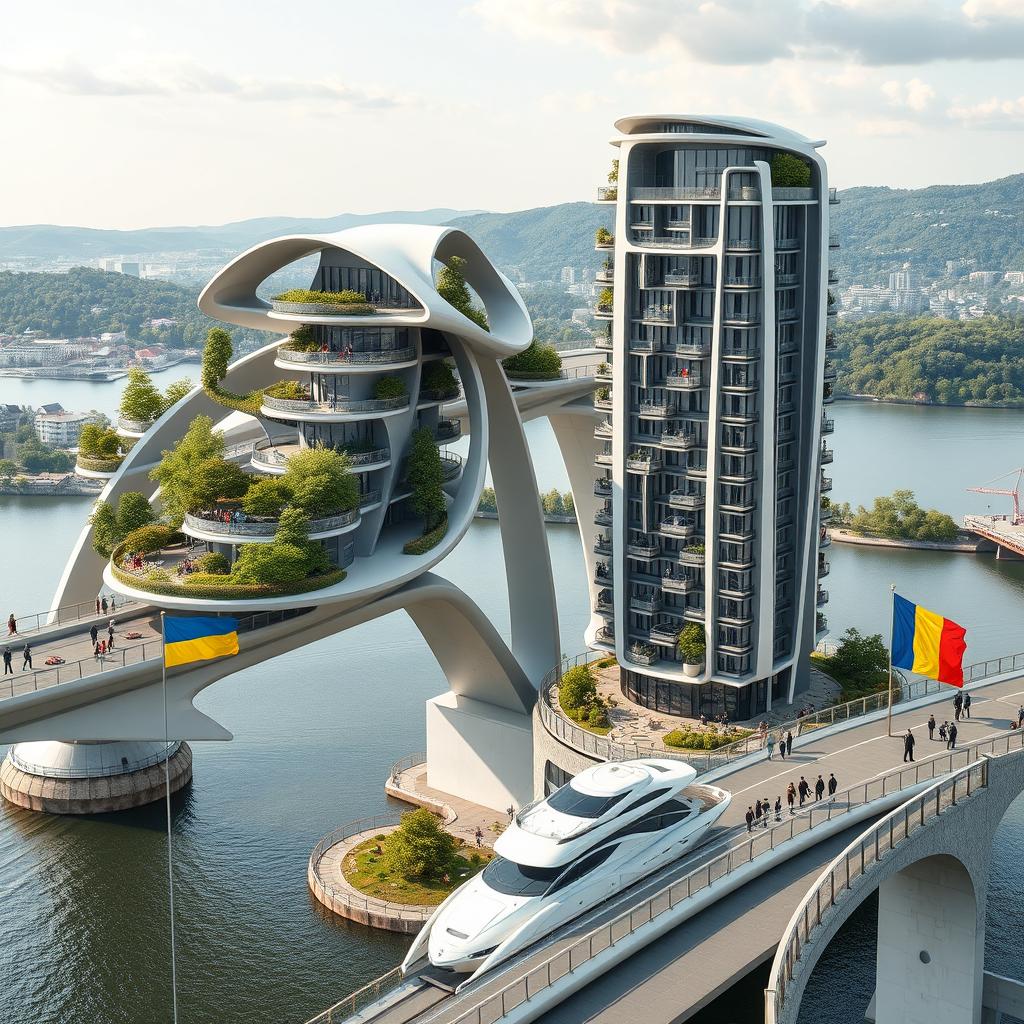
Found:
<box><xmin>316</xmin><ymin>734</ymin><xmax>1021</xmax><ymax>1024</ymax></box>
<box><xmin>7</xmin><ymin>595</ymin><xmax>143</xmax><ymax>636</ymax></box>
<box><xmin>764</xmin><ymin>735</ymin><xmax>1024</xmax><ymax>1022</ymax></box>
<box><xmin>1</xmin><ymin>607</ymin><xmax>311</xmax><ymax>702</ymax></box>
<box><xmin>303</xmin><ymin>967</ymin><xmax>405</xmax><ymax>1024</ymax></box>
<box><xmin>538</xmin><ymin>648</ymin><xmax>1024</xmax><ymax>773</ymax></box>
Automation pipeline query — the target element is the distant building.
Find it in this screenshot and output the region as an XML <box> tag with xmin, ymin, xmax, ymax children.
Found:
<box><xmin>930</xmin><ymin>295</ymin><xmax>959</xmax><ymax>319</ymax></box>
<box><xmin>100</xmin><ymin>259</ymin><xmax>141</xmax><ymax>277</ymax></box>
<box><xmin>99</xmin><ymin>331</ymin><xmax>127</xmax><ymax>344</ymax></box>
<box><xmin>844</xmin><ymin>285</ymin><xmax>894</xmax><ymax>311</ymax></box>
<box><xmin>968</xmin><ymin>271</ymin><xmax>1000</xmax><ymax>287</ymax></box>
<box><xmin>0</xmin><ymin>404</ymin><xmax>23</xmax><ymax>431</ymax></box>
<box><xmin>946</xmin><ymin>258</ymin><xmax>976</xmax><ymax>274</ymax></box>
<box><xmin>560</xmin><ymin>266</ymin><xmax>576</xmax><ymax>286</ymax></box>
<box><xmin>145</xmin><ymin>317</ymin><xmax>177</xmax><ymax>328</ymax></box>
<box><xmin>888</xmin><ymin>266</ymin><xmax>915</xmax><ymax>292</ymax></box>
<box><xmin>571</xmin><ymin>308</ymin><xmax>592</xmax><ymax>325</ymax></box>
<box><xmin>1003</xmin><ymin>271</ymin><xmax>1024</xmax><ymax>286</ymax></box>
<box><xmin>34</xmin><ymin>409</ymin><xmax>97</xmax><ymax>447</ymax></box>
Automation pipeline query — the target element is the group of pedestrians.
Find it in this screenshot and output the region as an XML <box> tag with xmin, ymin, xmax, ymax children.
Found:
<box><xmin>765</xmin><ymin>730</ymin><xmax>795</xmax><ymax>760</ymax></box>
<box><xmin>2</xmin><ymin>644</ymin><xmax>32</xmax><ymax>673</ymax></box>
<box><xmin>746</xmin><ymin>773</ymin><xmax>839</xmax><ymax>832</ymax></box>
<box><xmin>94</xmin><ymin>595</ymin><xmax>116</xmax><ymax>615</ymax></box>
<box><xmin>91</xmin><ymin>619</ymin><xmax>117</xmax><ymax>659</ymax></box>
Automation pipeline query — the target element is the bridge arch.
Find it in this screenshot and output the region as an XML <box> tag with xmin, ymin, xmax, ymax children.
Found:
<box><xmin>767</xmin><ymin>743</ymin><xmax>1024</xmax><ymax>1024</ymax></box>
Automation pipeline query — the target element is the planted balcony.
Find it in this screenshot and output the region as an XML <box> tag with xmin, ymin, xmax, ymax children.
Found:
<box><xmin>277</xmin><ymin>325</ymin><xmax>416</xmax><ymax>367</ymax></box>
<box><xmin>76</xmin><ymin>424</ymin><xmax>127</xmax><ymax>477</ymax></box>
<box><xmin>816</xmin><ymin>613</ymin><xmax>829</xmax><ymax>634</ymax></box>
<box><xmin>594</xmin><ymin>421</ymin><xmax>612</xmax><ymax>439</ymax></box>
<box><xmin>419</xmin><ymin>361</ymin><xmax>461</xmax><ymax>401</ymax></box>
<box><xmin>649</xmin><ymin>619</ymin><xmax>683</xmax><ymax>646</ymax></box>
<box><xmin>820</xmin><ymin>474</ymin><xmax>833</xmax><ymax>492</ymax></box>
<box><xmin>664</xmin><ymin>372</ymin><xmax>704</xmax><ymax>391</ymax></box>
<box><xmin>638</xmin><ymin>401</ymin><xmax>677</xmax><ymax>420</ymax></box>
<box><xmin>626</xmin><ymin>641</ymin><xmax>660</xmax><ymax>667</ymax></box>
<box><xmin>626</xmin><ymin>536</ymin><xmax>661</xmax><ymax>559</ymax></box>
<box><xmin>270</xmin><ymin>288</ymin><xmax>377</xmax><ymax>316</ymax></box>
<box><xmin>593</xmin><ymin>534</ymin><xmax>612</xmax><ymax>556</ymax></box>
<box><xmin>660</xmin><ymin>430</ymin><xmax>697</xmax><ymax>451</ymax></box>
<box><xmin>630</xmin><ymin>591</ymin><xmax>661</xmax><ymax>613</ymax></box>
<box><xmin>817</xmin><ymin>588</ymin><xmax>829</xmax><ymax>606</ymax></box>
<box><xmin>660</xmin><ymin>517</ymin><xmax>694</xmax><ymax>539</ymax></box>
<box><xmin>661</xmin><ymin>573</ymin><xmax>692</xmax><ymax>594</ymax></box>
<box><xmin>594</xmin><ymin>227</ymin><xmax>615</xmax><ymax>250</ymax></box>
<box><xmin>594</xmin><ymin>477</ymin><xmax>612</xmax><ymax>497</ymax></box>
<box><xmin>502</xmin><ymin>341</ymin><xmax>563</xmax><ymax>381</ymax></box>
<box><xmin>641</xmin><ymin>304</ymin><xmax>674</xmax><ymax>324</ymax></box>
<box><xmin>595</xmin><ymin>288</ymin><xmax>614</xmax><ymax>320</ymax></box>
<box><xmin>821</xmin><ymin>416</ymin><xmax>835</xmax><ymax>435</ymax></box>
<box><xmin>626</xmin><ymin>449</ymin><xmax>662</xmax><ymax>473</ymax></box>
<box><xmin>818</xmin><ymin>558</ymin><xmax>831</xmax><ymax>578</ymax></box>
<box><xmin>595</xmin><ymin>589</ymin><xmax>614</xmax><ymax>614</ymax></box>
<box><xmin>597</xmin><ymin>186</ymin><xmax>618</xmax><ymax>202</ymax></box>
<box><xmin>595</xmin><ymin>362</ymin><xmax>613</xmax><ymax>383</ymax></box>
<box><xmin>678</xmin><ymin>544</ymin><xmax>706</xmax><ymax>565</ymax></box>
<box><xmin>594</xmin><ymin>387</ymin><xmax>613</xmax><ymax>412</ymax></box>
<box><xmin>820</xmin><ymin>443</ymin><xmax>834</xmax><ymax>465</ymax></box>
<box><xmin>594</xmin><ymin>504</ymin><xmax>613</xmax><ymax>526</ymax></box>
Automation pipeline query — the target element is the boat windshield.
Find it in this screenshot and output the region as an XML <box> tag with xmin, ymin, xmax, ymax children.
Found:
<box><xmin>482</xmin><ymin>857</ymin><xmax>562</xmax><ymax>896</ymax></box>
<box><xmin>546</xmin><ymin>784</ymin><xmax>631</xmax><ymax>819</ymax></box>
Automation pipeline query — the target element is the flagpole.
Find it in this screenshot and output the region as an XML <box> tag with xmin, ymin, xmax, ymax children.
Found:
<box><xmin>161</xmin><ymin>611</ymin><xmax>179</xmax><ymax>1024</ymax></box>
<box><xmin>887</xmin><ymin>584</ymin><xmax>895</xmax><ymax>739</ymax></box>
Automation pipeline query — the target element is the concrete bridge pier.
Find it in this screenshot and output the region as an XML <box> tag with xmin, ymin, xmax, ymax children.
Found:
<box><xmin>0</xmin><ymin>740</ymin><xmax>192</xmax><ymax>814</ymax></box>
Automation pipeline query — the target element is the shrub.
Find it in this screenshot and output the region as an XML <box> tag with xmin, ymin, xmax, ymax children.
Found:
<box><xmin>231</xmin><ymin>541</ymin><xmax>311</xmax><ymax>586</ymax></box>
<box><xmin>381</xmin><ymin>808</ymin><xmax>458</xmax><ymax>881</ymax></box>
<box><xmin>122</xmin><ymin>524</ymin><xmax>178</xmax><ymax>554</ymax></box>
<box><xmin>186</xmin><ymin>456</ymin><xmax>251</xmax><ymax>514</ymax></box>
<box><xmin>242</xmin><ymin>477</ymin><xmax>294</xmax><ymax>517</ymax></box>
<box><xmin>608</xmin><ymin>159</ymin><xmax>619</xmax><ymax>184</ymax></box>
<box><xmin>285</xmin><ymin>325</ymin><xmax>319</xmax><ymax>351</ymax></box>
<box><xmin>421</xmin><ymin>360</ymin><xmax>459</xmax><ymax>396</ymax></box>
<box><xmin>770</xmin><ymin>152</ymin><xmax>812</xmax><ymax>188</ymax></box>
<box><xmin>284</xmin><ymin>446</ymin><xmax>359</xmax><ymax>516</ymax></box>
<box><xmin>78</xmin><ymin>423</ymin><xmax>122</xmax><ymax>458</ymax></box>
<box><xmin>677</xmin><ymin>623</ymin><xmax>706</xmax><ymax>664</ymax></box>
<box><xmin>201</xmin><ymin>328</ymin><xmax>267</xmax><ymax>416</ymax></box>
<box><xmin>502</xmin><ymin>341</ymin><xmax>562</xmax><ymax>380</ymax></box>
<box><xmin>436</xmin><ymin>256</ymin><xmax>489</xmax><ymax>330</ymax></box>
<box><xmin>558</xmin><ymin>664</ymin><xmax>597</xmax><ymax>712</ymax></box>
<box><xmin>90</xmin><ymin>492</ymin><xmax>156</xmax><ymax>557</ymax></box>
<box><xmin>161</xmin><ymin>378</ymin><xmax>193</xmax><ymax>412</ymax></box>
<box><xmin>407</xmin><ymin>427</ymin><xmax>446</xmax><ymax>530</ymax></box>
<box><xmin>595</xmin><ymin>226</ymin><xmax>614</xmax><ymax>246</ymax></box>
<box><xmin>273</xmin><ymin>288</ymin><xmax>369</xmax><ymax>306</ymax></box>
<box><xmin>587</xmin><ymin>705</ymin><xmax>610</xmax><ymax>728</ymax></box>
<box><xmin>264</xmin><ymin>380</ymin><xmax>309</xmax><ymax>401</ymax></box>
<box><xmin>374</xmin><ymin>375</ymin><xmax>408</xmax><ymax>401</ymax></box>
<box><xmin>477</xmin><ymin>485</ymin><xmax>497</xmax><ymax>513</ymax></box>
<box><xmin>664</xmin><ymin>728</ymin><xmax>748</xmax><ymax>751</ymax></box>
<box><xmin>150</xmin><ymin>415</ymin><xmax>227</xmax><ymax>525</ymax></box>
<box><xmin>403</xmin><ymin>516</ymin><xmax>449</xmax><ymax>555</ymax></box>
<box><xmin>597</xmin><ymin>288</ymin><xmax>613</xmax><ymax>309</ymax></box>
<box><xmin>193</xmin><ymin>551</ymin><xmax>231</xmax><ymax>575</ymax></box>
<box><xmin>145</xmin><ymin>567</ymin><xmax>173</xmax><ymax>584</ymax></box>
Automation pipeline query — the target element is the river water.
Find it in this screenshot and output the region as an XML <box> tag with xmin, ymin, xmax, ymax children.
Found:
<box><xmin>1</xmin><ymin>379</ymin><xmax>1023</xmax><ymax>1023</ymax></box>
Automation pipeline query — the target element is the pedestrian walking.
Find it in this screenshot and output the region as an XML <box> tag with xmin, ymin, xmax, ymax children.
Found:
<box><xmin>21</xmin><ymin>644</ymin><xmax>32</xmax><ymax>670</ymax></box>
<box><xmin>928</xmin><ymin>714</ymin><xmax>936</xmax><ymax>740</ymax></box>
<box><xmin>107</xmin><ymin>622</ymin><xmax>115</xmax><ymax>649</ymax></box>
<box><xmin>2</xmin><ymin>646</ymin><xmax>12</xmax><ymax>674</ymax></box>
<box><xmin>948</xmin><ymin>722</ymin><xmax>958</xmax><ymax>750</ymax></box>
<box><xmin>754</xmin><ymin>798</ymin><xmax>763</xmax><ymax>824</ymax></box>
<box><xmin>745</xmin><ymin>806</ymin><xmax>755</xmax><ymax>833</ymax></box>
<box><xmin>762</xmin><ymin>797</ymin><xmax>770</xmax><ymax>827</ymax></box>
<box><xmin>964</xmin><ymin>692</ymin><xmax>972</xmax><ymax>719</ymax></box>
<box><xmin>774</xmin><ymin>796</ymin><xmax>782</xmax><ymax>822</ymax></box>
<box><xmin>786</xmin><ymin>731</ymin><xmax>794</xmax><ymax>757</ymax></box>
<box><xmin>474</xmin><ymin>827</ymin><xmax>483</xmax><ymax>848</ymax></box>
<box><xmin>798</xmin><ymin>776</ymin><xmax>809</xmax><ymax>807</ymax></box>
<box><xmin>903</xmin><ymin>728</ymin><xmax>916</xmax><ymax>762</ymax></box>
<box><xmin>101</xmin><ymin>597</ymin><xmax>108</xmax><ymax>614</ymax></box>
<box><xmin>939</xmin><ymin>721</ymin><xmax>949</xmax><ymax>742</ymax></box>
<box><xmin>828</xmin><ymin>772</ymin><xmax>838</xmax><ymax>799</ymax></box>
<box><xmin>507</xmin><ymin>804</ymin><xmax>514</xmax><ymax>822</ymax></box>
<box><xmin>90</xmin><ymin>624</ymin><xmax>98</xmax><ymax>645</ymax></box>
<box><xmin>953</xmin><ymin>691</ymin><xmax>963</xmax><ymax>722</ymax></box>
<box><xmin>95</xmin><ymin>597</ymin><xmax>101</xmax><ymax>615</ymax></box>
<box><xmin>787</xmin><ymin>782</ymin><xmax>796</xmax><ymax>814</ymax></box>
<box><xmin>110</xmin><ymin>595</ymin><xmax>116</xmax><ymax>612</ymax></box>
<box><xmin>814</xmin><ymin>775</ymin><xmax>825</xmax><ymax>801</ymax></box>
<box><xmin>766</xmin><ymin>732</ymin><xmax>776</xmax><ymax>760</ymax></box>
<box><xmin>778</xmin><ymin>732</ymin><xmax>786</xmax><ymax>760</ymax></box>
<box><xmin>94</xmin><ymin>641</ymin><xmax>101</xmax><ymax>660</ymax></box>
<box><xmin>7</xmin><ymin>613</ymin><xmax>16</xmax><ymax>636</ymax></box>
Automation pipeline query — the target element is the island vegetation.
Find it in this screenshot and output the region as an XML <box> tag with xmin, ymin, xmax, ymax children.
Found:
<box><xmin>835</xmin><ymin>489</ymin><xmax>960</xmax><ymax>542</ymax></box>
<box><xmin>834</xmin><ymin>314</ymin><xmax>1024</xmax><ymax>406</ymax></box>
<box><xmin>342</xmin><ymin>808</ymin><xmax>492</xmax><ymax>907</ymax></box>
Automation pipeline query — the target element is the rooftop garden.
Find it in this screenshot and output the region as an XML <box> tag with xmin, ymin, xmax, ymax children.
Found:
<box><xmin>271</xmin><ymin>288</ymin><xmax>376</xmax><ymax>315</ymax></box>
<box><xmin>596</xmin><ymin>288</ymin><xmax>614</xmax><ymax>312</ymax></box>
<box><xmin>595</xmin><ymin>226</ymin><xmax>614</xmax><ymax>247</ymax></box>
<box><xmin>403</xmin><ymin>426</ymin><xmax>449</xmax><ymax>555</ymax></box>
<box><xmin>663</xmin><ymin>725</ymin><xmax>753</xmax><ymax>751</ymax></box>
<box><xmin>769</xmin><ymin>152</ymin><xmax>812</xmax><ymax>189</ymax></box>
<box><xmin>420</xmin><ymin>360</ymin><xmax>460</xmax><ymax>400</ymax></box>
<box><xmin>502</xmin><ymin>341</ymin><xmax>562</xmax><ymax>381</ymax></box>
<box><xmin>436</xmin><ymin>256</ymin><xmax>488</xmax><ymax>331</ymax></box>
<box><xmin>118</xmin><ymin>366</ymin><xmax>193</xmax><ymax>426</ymax></box>
<box><xmin>343</xmin><ymin>808</ymin><xmax>492</xmax><ymax>907</ymax></box>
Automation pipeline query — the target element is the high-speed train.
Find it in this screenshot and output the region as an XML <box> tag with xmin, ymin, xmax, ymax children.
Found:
<box><xmin>402</xmin><ymin>759</ymin><xmax>730</xmax><ymax>980</ymax></box>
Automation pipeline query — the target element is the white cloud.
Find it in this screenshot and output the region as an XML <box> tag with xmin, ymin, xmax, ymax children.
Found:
<box><xmin>469</xmin><ymin>0</ymin><xmax>1024</xmax><ymax>65</ymax></box>
<box><xmin>855</xmin><ymin>117</ymin><xmax>922</xmax><ymax>136</ymax></box>
<box><xmin>948</xmin><ymin>94</ymin><xmax>1024</xmax><ymax>128</ymax></box>
<box><xmin>0</xmin><ymin>59</ymin><xmax>405</xmax><ymax>109</ymax></box>
<box><xmin>882</xmin><ymin>78</ymin><xmax>936</xmax><ymax>112</ymax></box>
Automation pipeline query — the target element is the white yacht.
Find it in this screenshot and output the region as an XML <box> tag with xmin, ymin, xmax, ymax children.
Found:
<box><xmin>403</xmin><ymin>759</ymin><xmax>730</xmax><ymax>980</ymax></box>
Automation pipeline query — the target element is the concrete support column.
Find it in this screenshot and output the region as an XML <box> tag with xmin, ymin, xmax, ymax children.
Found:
<box><xmin>874</xmin><ymin>855</ymin><xmax>983</xmax><ymax>1024</ymax></box>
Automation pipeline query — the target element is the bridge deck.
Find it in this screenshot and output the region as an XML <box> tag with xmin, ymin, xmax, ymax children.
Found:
<box><xmin>376</xmin><ymin>669</ymin><xmax>1024</xmax><ymax>1024</ymax></box>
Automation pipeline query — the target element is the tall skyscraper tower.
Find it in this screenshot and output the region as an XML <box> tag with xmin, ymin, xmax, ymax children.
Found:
<box><xmin>589</xmin><ymin>115</ymin><xmax>837</xmax><ymax>720</ymax></box>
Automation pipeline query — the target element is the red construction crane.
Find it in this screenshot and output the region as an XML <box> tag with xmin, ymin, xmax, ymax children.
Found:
<box><xmin>967</xmin><ymin>467</ymin><xmax>1024</xmax><ymax>525</ymax></box>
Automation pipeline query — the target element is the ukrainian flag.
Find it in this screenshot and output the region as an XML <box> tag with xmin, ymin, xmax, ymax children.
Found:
<box><xmin>163</xmin><ymin>615</ymin><xmax>239</xmax><ymax>667</ymax></box>
<box><xmin>892</xmin><ymin>594</ymin><xmax>967</xmax><ymax>687</ymax></box>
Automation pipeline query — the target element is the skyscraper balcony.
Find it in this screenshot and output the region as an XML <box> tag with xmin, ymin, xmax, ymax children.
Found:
<box><xmin>660</xmin><ymin>430</ymin><xmax>698</xmax><ymax>451</ymax></box>
<box><xmin>594</xmin><ymin>477</ymin><xmax>612</xmax><ymax>497</ymax></box>
<box><xmin>637</xmin><ymin>402</ymin><xmax>677</xmax><ymax>420</ymax></box>
<box><xmin>595</xmin><ymin>505</ymin><xmax>613</xmax><ymax>526</ymax></box>
<box><xmin>677</xmin><ymin>547</ymin><xmax>706</xmax><ymax>565</ymax></box>
<box><xmin>595</xmin><ymin>363</ymin><xmax>613</xmax><ymax>383</ymax></box>
<box><xmin>820</xmin><ymin>443</ymin><xmax>834</xmax><ymax>464</ymax></box>
<box><xmin>626</xmin><ymin>538</ymin><xmax>662</xmax><ymax>559</ymax></box>
<box><xmin>818</xmin><ymin>558</ymin><xmax>831</xmax><ymax>578</ymax></box>
<box><xmin>667</xmin><ymin>490</ymin><xmax>704</xmax><ymax>510</ymax></box>
<box><xmin>820</xmin><ymin>474</ymin><xmax>833</xmax><ymax>492</ymax></box>
<box><xmin>664</xmin><ymin>271</ymin><xmax>702</xmax><ymax>286</ymax></box>
<box><xmin>595</xmin><ymin>334</ymin><xmax>613</xmax><ymax>350</ymax></box>
<box><xmin>626</xmin><ymin>642</ymin><xmax>660</xmax><ymax>667</ymax></box>
<box><xmin>726</xmin><ymin>238</ymin><xmax>760</xmax><ymax>252</ymax></box>
<box><xmin>817</xmin><ymin>588</ymin><xmax>830</xmax><ymax>606</ymax></box>
<box><xmin>630</xmin><ymin>186</ymin><xmax>722</xmax><ymax>201</ymax></box>
<box><xmin>661</xmin><ymin>573</ymin><xmax>693</xmax><ymax>595</ymax></box>
<box><xmin>776</xmin><ymin>237</ymin><xmax>800</xmax><ymax>250</ymax></box>
<box><xmin>821</xmin><ymin>416</ymin><xmax>835</xmax><ymax>434</ymax></box>
<box><xmin>775</xmin><ymin>272</ymin><xmax>800</xmax><ymax>286</ymax></box>
<box><xmin>630</xmin><ymin>592</ymin><xmax>662</xmax><ymax>613</ymax></box>
<box><xmin>597</xmin><ymin>186</ymin><xmax>618</xmax><ymax>202</ymax></box>
<box><xmin>660</xmin><ymin>517</ymin><xmax>695</xmax><ymax>539</ymax></box>
<box><xmin>595</xmin><ymin>268</ymin><xmax>614</xmax><ymax>284</ymax></box>
<box><xmin>824</xmin><ymin>360</ymin><xmax>838</xmax><ymax>381</ymax></box>
<box><xmin>649</xmin><ymin>619</ymin><xmax>684</xmax><ymax>646</ymax></box>
<box><xmin>261</xmin><ymin>393</ymin><xmax>410</xmax><ymax>418</ymax></box>
<box><xmin>663</xmin><ymin>372</ymin><xmax>705</xmax><ymax>391</ymax></box>
<box><xmin>724</xmin><ymin>275</ymin><xmax>762</xmax><ymax>288</ymax></box>
<box><xmin>595</xmin><ymin>590</ymin><xmax>614</xmax><ymax>614</ymax></box>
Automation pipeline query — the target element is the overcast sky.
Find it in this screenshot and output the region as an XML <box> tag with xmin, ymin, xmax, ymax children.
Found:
<box><xmin>4</xmin><ymin>0</ymin><xmax>1023</xmax><ymax>229</ymax></box>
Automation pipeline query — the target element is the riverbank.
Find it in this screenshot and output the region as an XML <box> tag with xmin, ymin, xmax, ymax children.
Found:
<box><xmin>0</xmin><ymin>473</ymin><xmax>103</xmax><ymax>496</ymax></box>
<box><xmin>828</xmin><ymin>528</ymin><xmax>981</xmax><ymax>553</ymax></box>
<box><xmin>838</xmin><ymin>395</ymin><xmax>1024</xmax><ymax>411</ymax></box>
<box><xmin>475</xmin><ymin>510</ymin><xmax>576</xmax><ymax>524</ymax></box>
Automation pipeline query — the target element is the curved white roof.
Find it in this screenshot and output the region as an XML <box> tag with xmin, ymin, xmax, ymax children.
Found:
<box><xmin>612</xmin><ymin>113</ymin><xmax>825</xmax><ymax>150</ymax></box>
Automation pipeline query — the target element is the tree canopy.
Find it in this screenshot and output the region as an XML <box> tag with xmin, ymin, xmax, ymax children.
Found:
<box><xmin>848</xmin><ymin>489</ymin><xmax>959</xmax><ymax>542</ymax></box>
<box><xmin>380</xmin><ymin>808</ymin><xmax>459</xmax><ymax>881</ymax></box>
<box><xmin>149</xmin><ymin>415</ymin><xmax>226</xmax><ymax>524</ymax></box>
<box><xmin>90</xmin><ymin>492</ymin><xmax>156</xmax><ymax>557</ymax></box>
<box><xmin>436</xmin><ymin>256</ymin><xmax>489</xmax><ymax>330</ymax></box>
<box><xmin>407</xmin><ymin>427</ymin><xmax>446</xmax><ymax>531</ymax></box>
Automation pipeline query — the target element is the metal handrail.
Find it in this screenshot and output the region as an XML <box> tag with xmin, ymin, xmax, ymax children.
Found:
<box><xmin>1</xmin><ymin>607</ymin><xmax>311</xmax><ymax>702</ymax></box>
<box><xmin>9</xmin><ymin>741</ymin><xmax>181</xmax><ymax>779</ymax></box>
<box><xmin>537</xmin><ymin>648</ymin><xmax>1024</xmax><ymax>772</ymax></box>
<box><xmin>443</xmin><ymin>743</ymin><xmax>1014</xmax><ymax>1024</ymax></box>
<box><xmin>262</xmin><ymin>394</ymin><xmax>410</xmax><ymax>414</ymax></box>
<box><xmin>183</xmin><ymin>508</ymin><xmax>358</xmax><ymax>537</ymax></box>
<box><xmin>276</xmin><ymin>345</ymin><xmax>416</xmax><ymax>365</ymax></box>
<box><xmin>4</xmin><ymin>595</ymin><xmax>142</xmax><ymax>636</ymax></box>
<box><xmin>304</xmin><ymin>968</ymin><xmax>405</xmax><ymax>1024</ymax></box>
<box><xmin>765</xmin><ymin>741</ymin><xmax>1024</xmax><ymax>1022</ymax></box>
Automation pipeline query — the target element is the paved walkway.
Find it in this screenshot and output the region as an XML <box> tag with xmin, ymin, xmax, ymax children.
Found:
<box><xmin>1</xmin><ymin>609</ymin><xmax>161</xmax><ymax>698</ymax></box>
<box><xmin>386</xmin><ymin>762</ymin><xmax>508</xmax><ymax>848</ymax></box>
<box><xmin>592</xmin><ymin>662</ymin><xmax>841</xmax><ymax>750</ymax></box>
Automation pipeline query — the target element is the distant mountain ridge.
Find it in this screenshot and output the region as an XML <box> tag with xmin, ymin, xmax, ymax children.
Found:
<box><xmin>2</xmin><ymin>172</ymin><xmax>1021</xmax><ymax>285</ymax></box>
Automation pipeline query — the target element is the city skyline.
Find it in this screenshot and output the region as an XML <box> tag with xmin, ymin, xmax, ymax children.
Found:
<box><xmin>3</xmin><ymin>0</ymin><xmax>1024</xmax><ymax>229</ymax></box>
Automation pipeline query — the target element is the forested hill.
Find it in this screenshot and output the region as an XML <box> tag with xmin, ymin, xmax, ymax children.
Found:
<box><xmin>834</xmin><ymin>314</ymin><xmax>1024</xmax><ymax>406</ymax></box>
<box><xmin>446</xmin><ymin>203</ymin><xmax>613</xmax><ymax>282</ymax></box>
<box><xmin>0</xmin><ymin>268</ymin><xmax>212</xmax><ymax>347</ymax></box>
<box><xmin>834</xmin><ymin>174</ymin><xmax>1024</xmax><ymax>285</ymax></box>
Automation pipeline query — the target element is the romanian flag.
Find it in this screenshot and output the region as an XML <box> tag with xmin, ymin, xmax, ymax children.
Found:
<box><xmin>164</xmin><ymin>615</ymin><xmax>239</xmax><ymax>668</ymax></box>
<box><xmin>891</xmin><ymin>594</ymin><xmax>967</xmax><ymax>687</ymax></box>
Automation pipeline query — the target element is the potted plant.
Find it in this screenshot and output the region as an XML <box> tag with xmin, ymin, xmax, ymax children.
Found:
<box><xmin>677</xmin><ymin>622</ymin><xmax>706</xmax><ymax>678</ymax></box>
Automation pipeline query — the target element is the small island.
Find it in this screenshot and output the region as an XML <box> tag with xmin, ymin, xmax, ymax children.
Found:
<box><xmin>827</xmin><ymin>490</ymin><xmax>977</xmax><ymax>552</ymax></box>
